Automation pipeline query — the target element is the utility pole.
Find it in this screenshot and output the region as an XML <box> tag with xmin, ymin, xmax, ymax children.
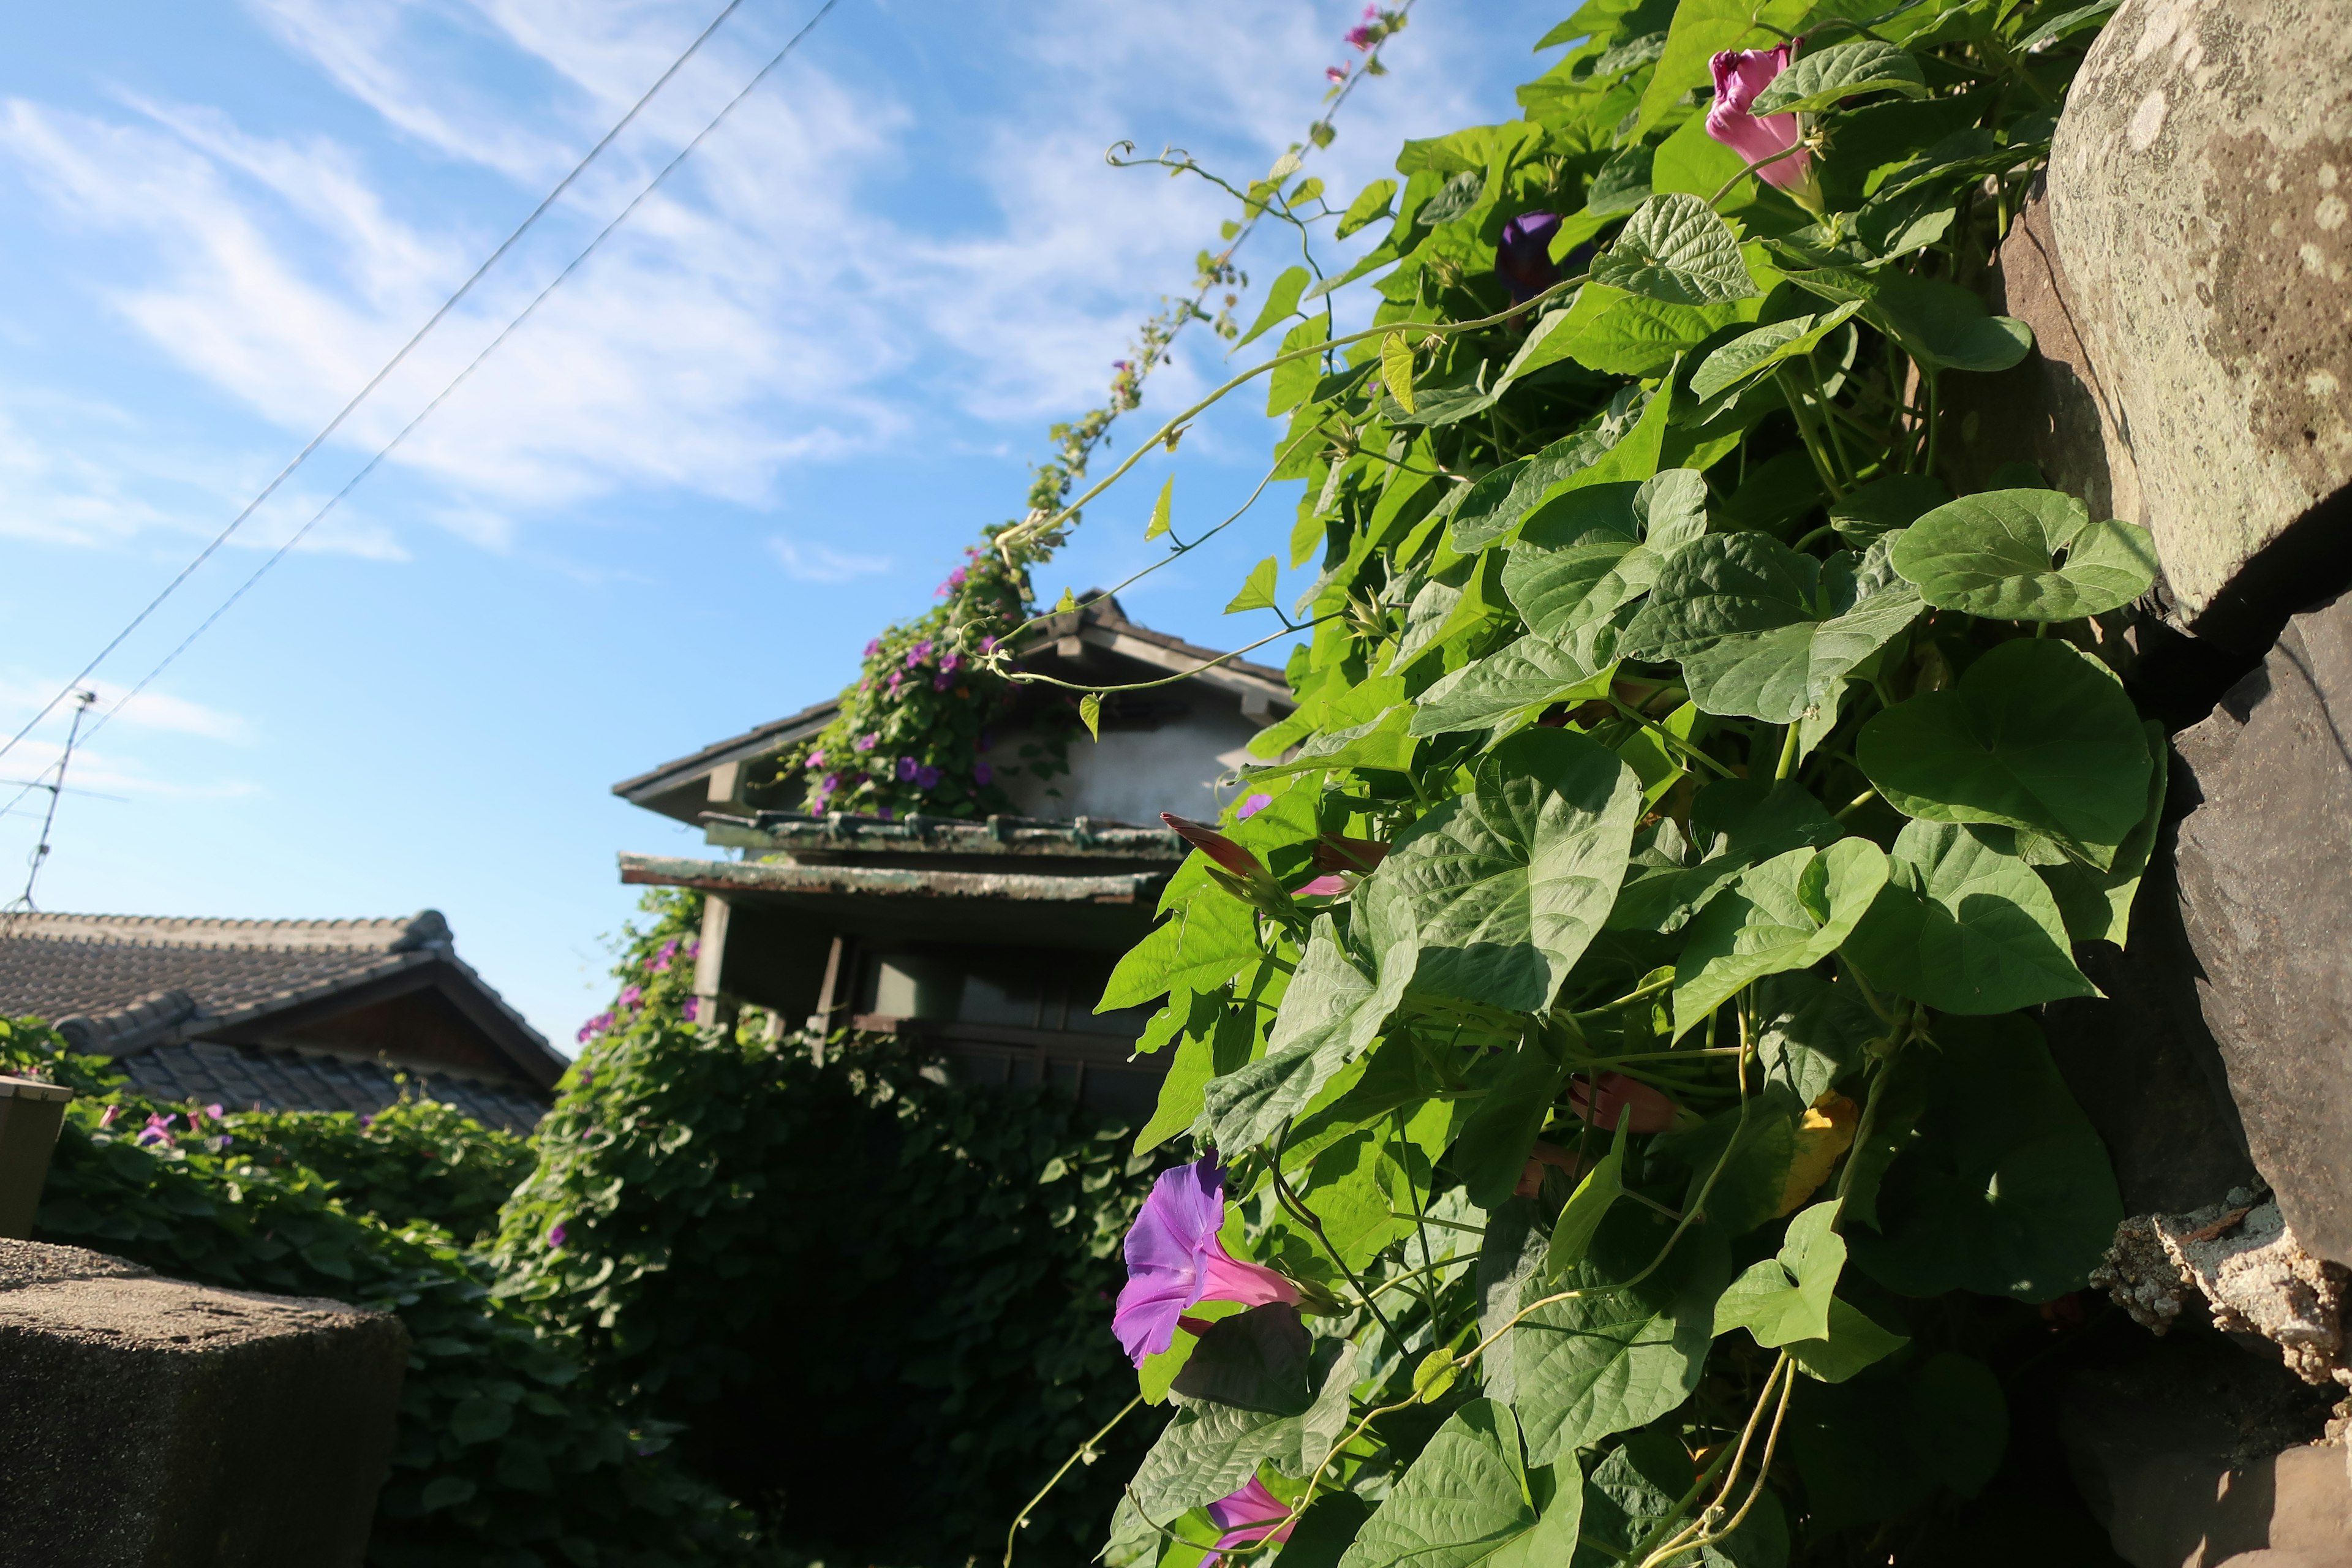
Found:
<box><xmin>9</xmin><ymin>690</ymin><xmax>99</xmax><ymax>918</ymax></box>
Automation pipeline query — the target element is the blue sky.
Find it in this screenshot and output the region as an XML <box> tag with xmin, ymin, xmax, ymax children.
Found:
<box><xmin>0</xmin><ymin>0</ymin><xmax>1566</xmax><ymax>1046</ymax></box>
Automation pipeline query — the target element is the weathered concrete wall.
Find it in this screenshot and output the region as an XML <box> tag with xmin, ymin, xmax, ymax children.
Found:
<box><xmin>0</xmin><ymin>1237</ymin><xmax>407</xmax><ymax>1567</ymax></box>
<box><xmin>2044</xmin><ymin>0</ymin><xmax>2352</xmax><ymax>649</ymax></box>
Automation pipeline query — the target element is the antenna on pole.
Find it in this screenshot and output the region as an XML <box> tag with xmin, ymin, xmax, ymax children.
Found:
<box><xmin>8</xmin><ymin>690</ymin><xmax>99</xmax><ymax>918</ymax></box>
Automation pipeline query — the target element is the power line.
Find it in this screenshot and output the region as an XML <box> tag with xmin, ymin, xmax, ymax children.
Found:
<box><xmin>53</xmin><ymin>0</ymin><xmax>845</xmax><ymax>772</ymax></box>
<box><xmin>0</xmin><ymin>0</ymin><xmax>757</xmax><ymax>774</ymax></box>
<box><xmin>0</xmin><ymin>0</ymin><xmax>843</xmax><ymax>829</ymax></box>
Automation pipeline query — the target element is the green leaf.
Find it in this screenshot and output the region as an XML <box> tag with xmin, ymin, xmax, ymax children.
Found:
<box><xmin>1338</xmin><ymin>178</ymin><xmax>1398</xmax><ymax>239</ymax></box>
<box><xmin>1828</xmin><ymin>473</ymin><xmax>1950</xmax><ymax>548</ymax></box>
<box><xmin>1081</xmin><ymin>692</ymin><xmax>1103</xmax><ymax>741</ymax></box>
<box><xmin>1169</xmin><ymin>1303</ymin><xmax>1313</xmax><ymax>1413</ymax></box>
<box><xmin>1689</xmin><ymin>302</ymin><xmax>1864</xmax><ymax>405</ymax></box>
<box><xmin>1101</xmin><ymin>891</ymin><xmax>1258</xmax><ymax>1010</ymax></box>
<box><xmin>1204</xmin><ymin>898</ymin><xmax>1417</xmax><ymax>1150</ymax></box>
<box><xmin>1268</xmin><ymin>317</ymin><xmax>1331</xmax><ymax>415</ymax></box>
<box><xmin>1587</xmin><ymin>143</ymin><xmax>1655</xmax><ymax>216</ymax></box>
<box><xmin>1754</xmin><ymin>971</ymin><xmax>1877</xmax><ymax>1106</ymax></box>
<box><xmin>1610</xmin><ymin>778</ymin><xmax>1845</xmax><ymax>936</ymax></box>
<box><xmin>1146</xmin><ymin>476</ymin><xmax>1175</xmax><ymax>541</ymax></box>
<box><xmin>420</xmin><ymin>1476</ymin><xmax>478</xmax><ymax>1512</ymax></box>
<box><xmin>1555</xmin><ymin>291</ymin><xmax>1758</xmax><ymax>379</ymax></box>
<box><xmin>1593</xmin><ymin>194</ymin><xmax>1760</xmax><ymax>306</ymax></box>
<box><xmin>1786</xmin><ymin>1296</ymin><xmax>1910</xmax><ymax>1383</ymax></box>
<box><xmin>1295</xmin><ymin>1130</ymin><xmax>1421</xmax><ymax>1272</ymax></box>
<box><xmin>2029</xmin><ymin>720</ymin><xmax>2166</xmax><ymax>944</ymax></box>
<box><xmin>1452</xmin><ymin>390</ymin><xmax>1668</xmax><ymax>552</ymax></box>
<box><xmin>1749</xmin><ymin>40</ymin><xmax>1930</xmax><ymax>115</ymax></box>
<box><xmin>1382</xmin><ymin>332</ymin><xmax>1418</xmax><ymax>416</ymax></box>
<box><xmin>1136</xmin><ymin>994</ymin><xmax>1255</xmax><ymax>1155</ymax></box>
<box><xmin>1506</xmin><ymin>1208</ymin><xmax>1729</xmax><ymax>1465</ymax></box>
<box><xmin>1847</xmin><ymin>1014</ymin><xmax>2122</xmax><ymax>1302</ymax></box>
<box><xmin>1787</xmin><ymin>1351</ymin><xmax>2008</xmax><ymax>1530</ymax></box>
<box><xmin>1843</xmin><ymin>820</ymin><xmax>2095</xmax><ymax>1013</ymax></box>
<box><xmin>1543</xmin><ymin>1107</ymin><xmax>1631</xmax><ymax>1278</ymax></box>
<box><xmin>1226</xmin><ymin>556</ymin><xmax>1281</xmax><ymax>615</ymax></box>
<box><xmin>1712</xmin><ymin>1198</ymin><xmax>1844</xmax><ymax>1348</ymax></box>
<box><xmin>1792</xmin><ymin>268</ymin><xmax>2030</xmax><ymax>373</ymax></box>
<box><xmin>1454</xmin><ymin>1032</ymin><xmax>1569</xmax><ymax>1209</ymax></box>
<box><xmin>1673</xmin><ymin>839</ymin><xmax>1890</xmax><ymax>1039</ymax></box>
<box><xmin>1890</xmin><ymin>489</ymin><xmax>2158</xmax><ymax>620</ymax></box>
<box><xmin>1337</xmin><ymin>1399</ymin><xmax>1580</xmax><ymax>1568</ymax></box>
<box><xmin>1373</xmin><ymin>729</ymin><xmax>1642</xmax><ymax>1011</ymax></box>
<box><xmin>1238</xmin><ymin>266</ymin><xmax>1312</xmax><ymax>350</ymax></box>
<box><xmin>1623</xmin><ymin>534</ymin><xmax>1922</xmax><ymax>724</ymax></box>
<box><xmin>1635</xmin><ymin>0</ymin><xmax>1812</xmax><ymax>136</ymax></box>
<box><xmin>2016</xmin><ymin>0</ymin><xmax>2119</xmax><ymax>52</ymax></box>
<box><xmin>1578</xmin><ymin>1429</ymin><xmax>1788</xmax><ymax>1568</ymax></box>
<box><xmin>1131</xmin><ymin>1345</ymin><xmax>1363</xmax><ymax>1523</ymax></box>
<box><xmin>1855</xmin><ymin>637</ymin><xmax>2152</xmax><ymax>870</ymax></box>
<box><xmin>1408</xmin><ymin>638</ymin><xmax>1610</xmax><ymax>736</ymax></box>
<box><xmin>451</xmin><ymin>1393</ymin><xmax>515</xmax><ymax>1446</ymax></box>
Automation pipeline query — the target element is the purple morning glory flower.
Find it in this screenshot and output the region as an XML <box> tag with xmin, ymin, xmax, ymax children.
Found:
<box><xmin>1237</xmin><ymin>793</ymin><xmax>1273</xmax><ymax>821</ymax></box>
<box><xmin>974</xmin><ymin>763</ymin><xmax>993</xmax><ymax>786</ymax></box>
<box><xmin>915</xmin><ymin>764</ymin><xmax>941</xmax><ymax>790</ymax></box>
<box><xmin>657</xmin><ymin>938</ymin><xmax>680</xmax><ymax>962</ymax></box>
<box><xmin>548</xmin><ymin>1222</ymin><xmax>568</xmax><ymax>1249</ymax></box>
<box><xmin>682</xmin><ymin>997</ymin><xmax>701</xmax><ymax>1022</ymax></box>
<box><xmin>896</xmin><ymin>756</ymin><xmax>919</xmax><ymax>782</ymax></box>
<box><xmin>980</xmin><ymin>636</ymin><xmax>998</xmax><ymax>654</ymax></box>
<box><xmin>1114</xmin><ymin>1159</ymin><xmax>1299</xmax><ymax>1366</ymax></box>
<box><xmin>856</xmin><ymin>733</ymin><xmax>880</xmax><ymax>752</ymax></box>
<box><xmin>1207</xmin><ymin>1478</ymin><xmax>1298</xmax><ymax>1559</ymax></box>
<box><xmin>620</xmin><ymin>984</ymin><xmax>644</xmax><ymax>1008</ymax></box>
<box><xmin>906</xmin><ymin>640</ymin><xmax>934</xmax><ymax>668</ymax></box>
<box><xmin>932</xmin><ymin>671</ymin><xmax>953</xmax><ymax>692</ymax></box>
<box><xmin>821</xmin><ymin>772</ymin><xmax>842</xmax><ymax>793</ymax></box>
<box><xmin>1496</xmin><ymin>211</ymin><xmax>1562</xmax><ymax>304</ymax></box>
<box><xmin>136</xmin><ymin>1112</ymin><xmax>176</xmax><ymax>1148</ymax></box>
<box><xmin>877</xmin><ymin>807</ymin><xmax>893</xmax><ymax>821</ymax></box>
<box><xmin>685</xmin><ymin>940</ymin><xmax>700</xmax><ymax>958</ymax></box>
<box><xmin>864</xmin><ymin>639</ymin><xmax>883</xmax><ymax>658</ymax></box>
<box><xmin>941</xmin><ymin>651</ymin><xmax>962</xmax><ymax>674</ymax></box>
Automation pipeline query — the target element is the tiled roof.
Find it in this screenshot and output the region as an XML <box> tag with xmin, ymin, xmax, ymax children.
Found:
<box><xmin>0</xmin><ymin>910</ymin><xmax>561</xmax><ymax>1099</ymax></box>
<box><xmin>116</xmin><ymin>1039</ymin><xmax>547</xmax><ymax>1133</ymax></box>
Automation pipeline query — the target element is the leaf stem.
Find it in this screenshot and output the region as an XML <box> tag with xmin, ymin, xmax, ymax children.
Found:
<box><xmin>1005</xmin><ymin>1393</ymin><xmax>1143</xmax><ymax>1568</ymax></box>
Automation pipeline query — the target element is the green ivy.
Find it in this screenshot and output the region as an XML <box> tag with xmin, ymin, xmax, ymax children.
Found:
<box><xmin>495</xmin><ymin>890</ymin><xmax>1172</xmax><ymax>1564</ymax></box>
<box><xmin>233</xmin><ymin>1095</ymin><xmax>533</xmax><ymax>1243</ymax></box>
<box><xmin>0</xmin><ymin>1017</ymin><xmax>766</xmax><ymax>1568</ymax></box>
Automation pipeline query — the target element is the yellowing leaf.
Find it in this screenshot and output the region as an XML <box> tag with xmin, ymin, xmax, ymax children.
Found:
<box><xmin>1382</xmin><ymin>331</ymin><xmax>1417</xmax><ymax>415</ymax></box>
<box><xmin>1145</xmin><ymin>476</ymin><xmax>1174</xmax><ymax>541</ymax></box>
<box><xmin>1774</xmin><ymin>1090</ymin><xmax>1859</xmax><ymax>1217</ymax></box>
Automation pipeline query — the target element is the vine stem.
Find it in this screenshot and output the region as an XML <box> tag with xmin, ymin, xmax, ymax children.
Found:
<box><xmin>996</xmin><ymin>276</ymin><xmax>1584</xmax><ymax>562</ymax></box>
<box><xmin>1272</xmin><ymin>1120</ymin><xmax>1401</xmax><ymax>1340</ymax></box>
<box><xmin>1005</xmin><ymin>1393</ymin><xmax>1143</xmax><ymax>1568</ymax></box>
<box><xmin>1607</xmin><ymin>696</ymin><xmax>1734</xmax><ymax>778</ymax></box>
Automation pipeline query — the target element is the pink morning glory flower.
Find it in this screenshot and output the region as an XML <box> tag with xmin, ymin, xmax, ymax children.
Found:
<box><xmin>856</xmin><ymin>733</ymin><xmax>879</xmax><ymax>752</ymax></box>
<box><xmin>863</xmin><ymin>639</ymin><xmax>882</xmax><ymax>659</ymax></box>
<box><xmin>1706</xmin><ymin>47</ymin><xmax>1819</xmax><ymax>203</ymax></box>
<box><xmin>1114</xmin><ymin>1159</ymin><xmax>1298</xmax><ymax>1366</ymax></box>
<box><xmin>620</xmin><ymin>984</ymin><xmax>644</xmax><ymax>1009</ymax></box>
<box><xmin>806</xmin><ymin>750</ymin><xmax>825</xmax><ymax>769</ymax></box>
<box><xmin>1236</xmin><ymin>793</ymin><xmax>1274</xmax><ymax>821</ymax></box>
<box><xmin>136</xmin><ymin>1113</ymin><xmax>176</xmax><ymax>1148</ymax></box>
<box><xmin>682</xmin><ymin>996</ymin><xmax>701</xmax><ymax>1022</ymax></box>
<box><xmin>1205</xmin><ymin>1477</ymin><xmax>1297</xmax><ymax>1561</ymax></box>
<box><xmin>1295</xmin><ymin>874</ymin><xmax>1350</xmax><ymax>897</ymax></box>
<box><xmin>98</xmin><ymin>1105</ymin><xmax>121</xmax><ymax>1129</ymax></box>
<box><xmin>1325</xmin><ymin>64</ymin><xmax>1349</xmax><ymax>83</ymax></box>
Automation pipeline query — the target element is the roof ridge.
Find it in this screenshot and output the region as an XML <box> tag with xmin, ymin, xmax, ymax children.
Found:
<box><xmin>1</xmin><ymin>910</ymin><xmax>452</xmax><ymax>954</ymax></box>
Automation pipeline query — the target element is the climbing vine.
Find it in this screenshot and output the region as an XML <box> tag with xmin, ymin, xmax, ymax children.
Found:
<box><xmin>984</xmin><ymin>0</ymin><xmax>2150</xmax><ymax>1562</ymax></box>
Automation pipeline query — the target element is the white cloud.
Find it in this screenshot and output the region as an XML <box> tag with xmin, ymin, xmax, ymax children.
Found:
<box><xmin>0</xmin><ymin>676</ymin><xmax>254</xmax><ymax>744</ymax></box>
<box><xmin>0</xmin><ymin>0</ymin><xmax>1536</xmax><ymax>564</ymax></box>
<box><xmin>771</xmin><ymin>537</ymin><xmax>891</xmax><ymax>583</ymax></box>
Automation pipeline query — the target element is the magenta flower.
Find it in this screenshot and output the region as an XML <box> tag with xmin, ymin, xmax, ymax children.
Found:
<box><xmin>1163</xmin><ymin>814</ymin><xmax>1284</xmax><ymax>903</ymax></box>
<box><xmin>682</xmin><ymin>996</ymin><xmax>701</xmax><ymax>1022</ymax></box>
<box><xmin>1496</xmin><ymin>211</ymin><xmax>1562</xmax><ymax>304</ymax></box>
<box><xmin>1114</xmin><ymin>1159</ymin><xmax>1299</xmax><ymax>1365</ymax></box>
<box><xmin>1205</xmin><ymin>1477</ymin><xmax>1298</xmax><ymax>1561</ymax></box>
<box><xmin>979</xmin><ymin>635</ymin><xmax>998</xmax><ymax>654</ymax></box>
<box><xmin>1295</xmin><ymin>874</ymin><xmax>1349</xmax><ymax>897</ymax></box>
<box><xmin>98</xmin><ymin>1104</ymin><xmax>121</xmax><ymax>1129</ymax></box>
<box><xmin>136</xmin><ymin>1113</ymin><xmax>176</xmax><ymax>1148</ymax></box>
<box><xmin>1706</xmin><ymin>47</ymin><xmax>1817</xmax><ymax>202</ymax></box>
<box><xmin>876</xmin><ymin>807</ymin><xmax>893</xmax><ymax>821</ymax></box>
<box><xmin>1236</xmin><ymin>793</ymin><xmax>1274</xmax><ymax>821</ymax></box>
<box><xmin>896</xmin><ymin>756</ymin><xmax>919</xmax><ymax>782</ymax></box>
<box><xmin>906</xmin><ymin>640</ymin><xmax>934</xmax><ymax>667</ymax></box>
<box><xmin>685</xmin><ymin>940</ymin><xmax>700</xmax><ymax>958</ymax></box>
<box><xmin>974</xmin><ymin>763</ymin><xmax>993</xmax><ymax>786</ymax></box>
<box><xmin>548</xmin><ymin>1222</ymin><xmax>568</xmax><ymax>1249</ymax></box>
<box><xmin>887</xmin><ymin>672</ymin><xmax>904</xmax><ymax>695</ymax></box>
<box><xmin>1325</xmin><ymin>64</ymin><xmax>1349</xmax><ymax>83</ymax></box>
<box><xmin>620</xmin><ymin>984</ymin><xmax>644</xmax><ymax>1009</ymax></box>
<box><xmin>821</xmin><ymin>772</ymin><xmax>842</xmax><ymax>794</ymax></box>
<box><xmin>932</xmin><ymin>671</ymin><xmax>953</xmax><ymax>692</ymax></box>
<box><xmin>916</xmin><ymin>764</ymin><xmax>942</xmax><ymax>790</ymax></box>
<box><xmin>658</xmin><ymin>938</ymin><xmax>680</xmax><ymax>962</ymax></box>
<box><xmin>806</xmin><ymin>750</ymin><xmax>825</xmax><ymax>769</ymax></box>
<box><xmin>864</xmin><ymin>639</ymin><xmax>883</xmax><ymax>658</ymax></box>
<box><xmin>941</xmin><ymin>651</ymin><xmax>962</xmax><ymax>675</ymax></box>
<box><xmin>856</xmin><ymin>733</ymin><xmax>880</xmax><ymax>752</ymax></box>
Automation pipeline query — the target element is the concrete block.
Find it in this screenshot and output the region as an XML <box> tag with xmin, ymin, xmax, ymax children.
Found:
<box><xmin>0</xmin><ymin>1237</ymin><xmax>408</xmax><ymax>1567</ymax></box>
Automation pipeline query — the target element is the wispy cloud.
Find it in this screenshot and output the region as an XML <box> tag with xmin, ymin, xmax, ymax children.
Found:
<box><xmin>0</xmin><ymin>676</ymin><xmax>254</xmax><ymax>743</ymax></box>
<box><xmin>771</xmin><ymin>537</ymin><xmax>891</xmax><ymax>583</ymax></box>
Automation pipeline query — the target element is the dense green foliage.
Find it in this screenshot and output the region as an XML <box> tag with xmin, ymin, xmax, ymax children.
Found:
<box><xmin>962</xmin><ymin>2</ymin><xmax>2159</xmax><ymax>1564</ymax></box>
<box><xmin>1</xmin><ymin>1016</ymin><xmax>763</xmax><ymax>1568</ymax></box>
<box><xmin>496</xmin><ymin>890</ymin><xmax>1169</xmax><ymax>1563</ymax></box>
<box><xmin>235</xmin><ymin>1094</ymin><xmax>533</xmax><ymax>1243</ymax></box>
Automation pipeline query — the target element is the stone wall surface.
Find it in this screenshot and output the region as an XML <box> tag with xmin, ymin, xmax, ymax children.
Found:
<box><xmin>0</xmin><ymin>1236</ymin><xmax>407</xmax><ymax>1567</ymax></box>
<box><xmin>2044</xmin><ymin>0</ymin><xmax>2352</xmax><ymax>650</ymax></box>
<box><xmin>2172</xmin><ymin>594</ymin><xmax>2352</xmax><ymax>1267</ymax></box>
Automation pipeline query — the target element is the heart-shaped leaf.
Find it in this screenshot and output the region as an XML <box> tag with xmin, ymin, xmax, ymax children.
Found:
<box><xmin>1689</xmin><ymin>301</ymin><xmax>1864</xmax><ymax>405</ymax></box>
<box><xmin>1790</xmin><ymin>268</ymin><xmax>2032</xmax><ymax>373</ymax></box>
<box><xmin>1713</xmin><ymin>1197</ymin><xmax>1845</xmax><ymax>1346</ymax></box>
<box><xmin>1786</xmin><ymin>1297</ymin><xmax>1910</xmax><ymax>1383</ymax></box>
<box><xmin>1890</xmin><ymin>489</ymin><xmax>2158</xmax><ymax>620</ymax></box>
<box><xmin>1673</xmin><ymin>838</ymin><xmax>1890</xmax><ymax>1039</ymax></box>
<box><xmin>1749</xmin><ymin>40</ymin><xmax>1930</xmax><ymax>115</ymax></box>
<box><xmin>1374</xmin><ymin>729</ymin><xmax>1642</xmax><ymax>1011</ymax></box>
<box><xmin>1842</xmin><ymin>820</ymin><xmax>2095</xmax><ymax>1013</ymax></box>
<box><xmin>1593</xmin><ymin>193</ymin><xmax>1760</xmax><ymax>306</ymax></box>
<box><xmin>1337</xmin><ymin>1398</ymin><xmax>1583</xmax><ymax>1568</ymax></box>
<box><xmin>1408</xmin><ymin>638</ymin><xmax>1613</xmax><ymax>736</ymax></box>
<box><xmin>1622</xmin><ymin>533</ymin><xmax>1922</xmax><ymax>723</ymax></box>
<box><xmin>1855</xmin><ymin>638</ymin><xmax>2152</xmax><ymax>870</ymax></box>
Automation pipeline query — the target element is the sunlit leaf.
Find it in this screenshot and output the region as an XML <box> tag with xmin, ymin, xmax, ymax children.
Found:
<box><xmin>1592</xmin><ymin>194</ymin><xmax>1760</xmax><ymax>306</ymax></box>
<box><xmin>1890</xmin><ymin>489</ymin><xmax>2157</xmax><ymax>620</ymax></box>
<box><xmin>1749</xmin><ymin>40</ymin><xmax>1930</xmax><ymax>115</ymax></box>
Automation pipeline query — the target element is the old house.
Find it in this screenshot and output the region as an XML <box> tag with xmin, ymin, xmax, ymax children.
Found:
<box><xmin>0</xmin><ymin>910</ymin><xmax>562</xmax><ymax>1130</ymax></box>
<box><xmin>610</xmin><ymin>594</ymin><xmax>1292</xmax><ymax>1114</ymax></box>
